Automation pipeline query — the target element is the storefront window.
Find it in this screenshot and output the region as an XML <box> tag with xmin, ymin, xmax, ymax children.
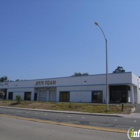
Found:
<box><xmin>59</xmin><ymin>92</ymin><xmax>70</xmax><ymax>102</ymax></box>
<box><xmin>109</xmin><ymin>85</ymin><xmax>129</xmax><ymax>103</ymax></box>
<box><xmin>92</xmin><ymin>91</ymin><xmax>102</xmax><ymax>103</ymax></box>
<box><xmin>24</xmin><ymin>92</ymin><xmax>31</xmax><ymax>100</ymax></box>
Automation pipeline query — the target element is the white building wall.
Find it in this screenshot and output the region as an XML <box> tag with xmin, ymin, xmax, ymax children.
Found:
<box><xmin>56</xmin><ymin>85</ymin><xmax>106</xmax><ymax>103</ymax></box>
<box><xmin>128</xmin><ymin>90</ymin><xmax>131</xmax><ymax>103</ymax></box>
<box><xmin>0</xmin><ymin>72</ymin><xmax>133</xmax><ymax>90</ymax></box>
<box><xmin>139</xmin><ymin>89</ymin><xmax>140</xmax><ymax>104</ymax></box>
<box><xmin>134</xmin><ymin>86</ymin><xmax>137</xmax><ymax>104</ymax></box>
<box><xmin>132</xmin><ymin>73</ymin><xmax>139</xmax><ymax>86</ymax></box>
<box><xmin>0</xmin><ymin>72</ymin><xmax>138</xmax><ymax>103</ymax></box>
<box><xmin>7</xmin><ymin>88</ymin><xmax>34</xmax><ymax>101</ymax></box>
<box><xmin>132</xmin><ymin>74</ymin><xmax>140</xmax><ymax>104</ymax></box>
<box><xmin>130</xmin><ymin>86</ymin><xmax>134</xmax><ymax>104</ymax></box>
<box><xmin>70</xmin><ymin>91</ymin><xmax>91</xmax><ymax>103</ymax></box>
<box><xmin>31</xmin><ymin>89</ymin><xmax>35</xmax><ymax>101</ymax></box>
<box><xmin>108</xmin><ymin>73</ymin><xmax>132</xmax><ymax>85</ymax></box>
<box><xmin>137</xmin><ymin>78</ymin><xmax>140</xmax><ymax>104</ymax></box>
<box><xmin>13</xmin><ymin>92</ymin><xmax>24</xmax><ymax>100</ymax></box>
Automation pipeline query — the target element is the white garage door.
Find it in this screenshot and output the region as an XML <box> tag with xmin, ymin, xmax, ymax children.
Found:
<box><xmin>39</xmin><ymin>90</ymin><xmax>47</xmax><ymax>101</ymax></box>
<box><xmin>49</xmin><ymin>90</ymin><xmax>56</xmax><ymax>102</ymax></box>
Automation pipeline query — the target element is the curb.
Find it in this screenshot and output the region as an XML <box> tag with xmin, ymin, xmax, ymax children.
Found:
<box><xmin>0</xmin><ymin>106</ymin><xmax>123</xmax><ymax>117</ymax></box>
<box><xmin>0</xmin><ymin>114</ymin><xmax>127</xmax><ymax>134</ymax></box>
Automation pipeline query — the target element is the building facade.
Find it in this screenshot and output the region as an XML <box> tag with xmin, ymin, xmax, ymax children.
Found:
<box><xmin>0</xmin><ymin>72</ymin><xmax>140</xmax><ymax>104</ymax></box>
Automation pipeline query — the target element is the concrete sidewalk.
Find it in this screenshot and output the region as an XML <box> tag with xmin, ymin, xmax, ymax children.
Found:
<box><xmin>0</xmin><ymin>105</ymin><xmax>128</xmax><ymax>117</ymax></box>
<box><xmin>121</xmin><ymin>104</ymin><xmax>140</xmax><ymax>118</ymax></box>
<box><xmin>121</xmin><ymin>113</ymin><xmax>140</xmax><ymax>119</ymax></box>
<box><xmin>134</xmin><ymin>104</ymin><xmax>140</xmax><ymax>113</ymax></box>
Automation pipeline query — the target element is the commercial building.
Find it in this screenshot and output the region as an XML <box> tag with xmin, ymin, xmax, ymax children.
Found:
<box><xmin>0</xmin><ymin>72</ymin><xmax>140</xmax><ymax>104</ymax></box>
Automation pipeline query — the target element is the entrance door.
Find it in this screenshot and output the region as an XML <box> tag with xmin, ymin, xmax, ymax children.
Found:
<box><xmin>24</xmin><ymin>92</ymin><xmax>31</xmax><ymax>100</ymax></box>
<box><xmin>8</xmin><ymin>92</ymin><xmax>13</xmax><ymax>100</ymax></box>
<box><xmin>39</xmin><ymin>90</ymin><xmax>47</xmax><ymax>101</ymax></box>
<box><xmin>34</xmin><ymin>93</ymin><xmax>37</xmax><ymax>101</ymax></box>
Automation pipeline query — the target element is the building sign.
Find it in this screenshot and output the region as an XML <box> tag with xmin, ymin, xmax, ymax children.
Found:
<box><xmin>35</xmin><ymin>80</ymin><xmax>56</xmax><ymax>86</ymax></box>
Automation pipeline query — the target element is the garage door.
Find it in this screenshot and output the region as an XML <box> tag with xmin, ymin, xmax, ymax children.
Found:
<box><xmin>39</xmin><ymin>90</ymin><xmax>47</xmax><ymax>101</ymax></box>
<box><xmin>49</xmin><ymin>90</ymin><xmax>56</xmax><ymax>102</ymax></box>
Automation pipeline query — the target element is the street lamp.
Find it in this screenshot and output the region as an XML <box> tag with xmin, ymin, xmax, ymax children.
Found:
<box><xmin>94</xmin><ymin>22</ymin><xmax>109</xmax><ymax>111</ymax></box>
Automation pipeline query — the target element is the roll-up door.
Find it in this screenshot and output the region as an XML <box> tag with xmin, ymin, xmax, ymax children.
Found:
<box><xmin>49</xmin><ymin>90</ymin><xmax>56</xmax><ymax>102</ymax></box>
<box><xmin>39</xmin><ymin>90</ymin><xmax>47</xmax><ymax>101</ymax></box>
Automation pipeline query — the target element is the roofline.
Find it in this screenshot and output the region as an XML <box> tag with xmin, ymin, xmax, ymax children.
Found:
<box><xmin>0</xmin><ymin>72</ymin><xmax>133</xmax><ymax>83</ymax></box>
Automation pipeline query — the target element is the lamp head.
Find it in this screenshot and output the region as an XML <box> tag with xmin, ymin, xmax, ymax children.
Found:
<box><xmin>94</xmin><ymin>22</ymin><xmax>99</xmax><ymax>26</ymax></box>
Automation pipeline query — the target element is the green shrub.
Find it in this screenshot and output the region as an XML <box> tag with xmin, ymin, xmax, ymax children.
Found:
<box><xmin>16</xmin><ymin>95</ymin><xmax>22</xmax><ymax>103</ymax></box>
<box><xmin>68</xmin><ymin>103</ymin><xmax>72</xmax><ymax>108</ymax></box>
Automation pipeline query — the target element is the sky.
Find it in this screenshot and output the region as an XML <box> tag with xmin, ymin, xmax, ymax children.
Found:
<box><xmin>0</xmin><ymin>0</ymin><xmax>140</xmax><ymax>81</ymax></box>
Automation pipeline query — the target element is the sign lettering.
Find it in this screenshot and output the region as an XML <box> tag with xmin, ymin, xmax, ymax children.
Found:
<box><xmin>35</xmin><ymin>80</ymin><xmax>56</xmax><ymax>86</ymax></box>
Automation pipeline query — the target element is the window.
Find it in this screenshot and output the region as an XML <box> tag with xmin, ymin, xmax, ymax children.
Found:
<box><xmin>92</xmin><ymin>91</ymin><xmax>102</xmax><ymax>103</ymax></box>
<box><xmin>34</xmin><ymin>93</ymin><xmax>37</xmax><ymax>101</ymax></box>
<box><xmin>8</xmin><ymin>92</ymin><xmax>13</xmax><ymax>100</ymax></box>
<box><xmin>110</xmin><ymin>85</ymin><xmax>129</xmax><ymax>103</ymax></box>
<box><xmin>59</xmin><ymin>92</ymin><xmax>70</xmax><ymax>102</ymax></box>
<box><xmin>24</xmin><ymin>92</ymin><xmax>31</xmax><ymax>100</ymax></box>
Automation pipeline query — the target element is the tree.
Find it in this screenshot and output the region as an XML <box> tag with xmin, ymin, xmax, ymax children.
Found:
<box><xmin>0</xmin><ymin>76</ymin><xmax>8</xmax><ymax>82</ymax></box>
<box><xmin>113</xmin><ymin>66</ymin><xmax>125</xmax><ymax>73</ymax></box>
<box><xmin>16</xmin><ymin>95</ymin><xmax>22</xmax><ymax>103</ymax></box>
<box><xmin>72</xmin><ymin>72</ymin><xmax>89</xmax><ymax>76</ymax></box>
<box><xmin>0</xmin><ymin>91</ymin><xmax>4</xmax><ymax>99</ymax></box>
<box><xmin>82</xmin><ymin>73</ymin><xmax>89</xmax><ymax>76</ymax></box>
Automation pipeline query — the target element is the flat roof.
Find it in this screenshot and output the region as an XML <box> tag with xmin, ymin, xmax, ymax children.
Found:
<box><xmin>1</xmin><ymin>72</ymin><xmax>133</xmax><ymax>83</ymax></box>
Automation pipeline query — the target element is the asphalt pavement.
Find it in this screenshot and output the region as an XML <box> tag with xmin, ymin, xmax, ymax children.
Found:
<box><xmin>0</xmin><ymin>106</ymin><xmax>140</xmax><ymax>130</ymax></box>
<box><xmin>0</xmin><ymin>116</ymin><xmax>129</xmax><ymax>140</ymax></box>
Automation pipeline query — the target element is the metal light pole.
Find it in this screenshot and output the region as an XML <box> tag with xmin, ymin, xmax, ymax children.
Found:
<box><xmin>94</xmin><ymin>22</ymin><xmax>109</xmax><ymax>111</ymax></box>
